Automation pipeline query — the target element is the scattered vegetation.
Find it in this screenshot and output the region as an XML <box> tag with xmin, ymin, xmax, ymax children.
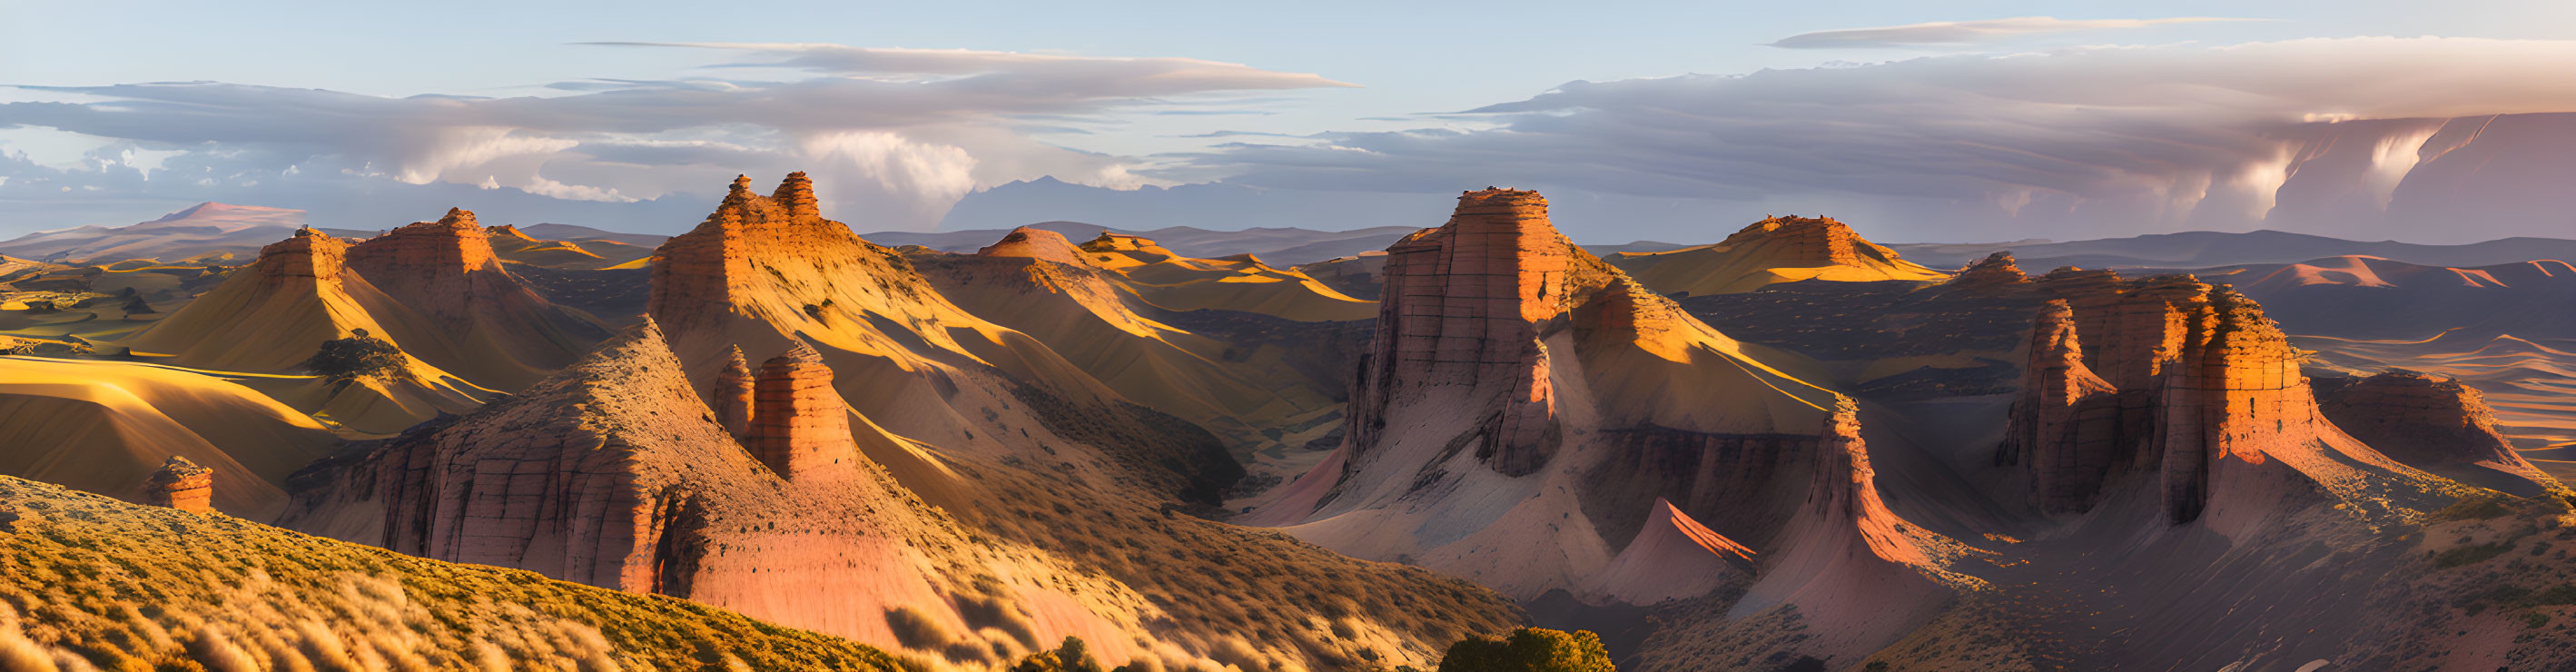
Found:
<box><xmin>0</xmin><ymin>477</ymin><xmax>904</xmax><ymax>671</ymax></box>
<box><xmin>299</xmin><ymin>328</ymin><xmax>405</xmax><ymax>383</ymax></box>
<box><xmin>1436</xmin><ymin>628</ymin><xmax>1616</xmax><ymax>672</ymax></box>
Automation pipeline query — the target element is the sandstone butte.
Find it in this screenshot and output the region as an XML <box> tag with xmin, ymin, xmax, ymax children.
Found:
<box><xmin>342</xmin><ymin>207</ymin><xmax>611</xmax><ymax>390</ymax></box>
<box><xmin>644</xmin><ymin>173</ymin><xmax>1240</xmax><ymax>507</ymax></box>
<box><xmin>2315</xmin><ymin>369</ymin><xmax>2564</xmax><ymax>497</ymax></box>
<box><xmin>1605</xmin><ymin>214</ymin><xmax>1949</xmax><ymax>296</ymax></box>
<box><xmin>1991</xmin><ymin>265</ymin><xmax>2469</xmax><ymax>526</ymax></box>
<box><xmin>116</xmin><ymin>227</ymin><xmax>493</xmax><ymax>432</ymax></box>
<box><xmin>1254</xmin><ymin>187</ymin><xmax>1975</xmax><ymax>664</ymax></box>
<box><xmin>140</xmin><ymin>455</ymin><xmax>214</xmax><ymax>514</ymax></box>
<box><xmin>1948</xmin><ymin>251</ymin><xmax>2031</xmax><ymax>290</ymax></box>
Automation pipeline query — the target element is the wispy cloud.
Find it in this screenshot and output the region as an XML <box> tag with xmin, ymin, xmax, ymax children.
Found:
<box><xmin>0</xmin><ymin>43</ymin><xmax>1357</xmax><ymax>232</ymax></box>
<box><xmin>1766</xmin><ymin>15</ymin><xmax>2266</xmax><ymax>49</ymax></box>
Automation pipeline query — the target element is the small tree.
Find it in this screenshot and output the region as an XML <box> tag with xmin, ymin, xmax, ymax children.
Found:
<box><xmin>1009</xmin><ymin>636</ymin><xmax>1105</xmax><ymax>672</ymax></box>
<box><xmin>1437</xmin><ymin>628</ymin><xmax>1615</xmax><ymax>672</ymax></box>
<box><xmin>301</xmin><ymin>328</ymin><xmax>405</xmax><ymax>383</ymax></box>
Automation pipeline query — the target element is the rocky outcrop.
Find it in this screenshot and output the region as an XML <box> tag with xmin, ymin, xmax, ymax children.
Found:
<box><xmin>1948</xmin><ymin>252</ymin><xmax>2029</xmax><ymax>289</ymax></box>
<box><xmin>1606</xmin><ymin>214</ymin><xmax>1948</xmax><ymax>296</ymax></box>
<box><xmin>750</xmin><ymin>341</ymin><xmax>856</xmax><ymax>479</ymax></box>
<box><xmin>2315</xmin><ymin>371</ymin><xmax>2562</xmax><ymax>496</ymax></box>
<box><xmin>1348</xmin><ymin>188</ymin><xmax>1609</xmax><ymax>478</ymax></box>
<box><xmin>344</xmin><ymin>208</ymin><xmax>609</xmax><ymax>390</ymax></box>
<box><xmin>142</xmin><ymin>456</ymin><xmax>214</xmax><ymax>514</ymax></box>
<box><xmin>1717</xmin><ymin>215</ymin><xmax>1865</xmax><ymax>266</ymax></box>
<box><xmin>714</xmin><ymin>345</ymin><xmax>755</xmax><ymax>439</ymax></box>
<box><xmin>258</xmin><ymin>228</ymin><xmax>351</xmax><ymax>281</ymax></box>
<box><xmin>1997</xmin><ymin>300</ymin><xmax>2128</xmax><ymax>513</ymax></box>
<box><xmin>1994</xmin><ymin>271</ymin><xmax>2440</xmax><ymax>523</ymax></box>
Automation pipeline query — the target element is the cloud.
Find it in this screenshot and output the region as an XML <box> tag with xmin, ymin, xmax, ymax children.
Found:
<box><xmin>0</xmin><ymin>43</ymin><xmax>1352</xmax><ymax>233</ymax></box>
<box><xmin>1179</xmin><ymin>37</ymin><xmax>2576</xmax><ymax>242</ymax></box>
<box><xmin>1767</xmin><ymin>16</ymin><xmax>2265</xmax><ymax>49</ymax></box>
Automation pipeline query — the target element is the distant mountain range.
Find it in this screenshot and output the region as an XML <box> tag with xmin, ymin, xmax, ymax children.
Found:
<box><xmin>1885</xmin><ymin>230</ymin><xmax>2576</xmax><ymax>272</ymax></box>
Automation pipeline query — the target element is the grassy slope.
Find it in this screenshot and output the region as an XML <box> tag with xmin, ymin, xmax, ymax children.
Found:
<box><xmin>0</xmin><ymin>476</ymin><xmax>905</xmax><ymax>672</ymax></box>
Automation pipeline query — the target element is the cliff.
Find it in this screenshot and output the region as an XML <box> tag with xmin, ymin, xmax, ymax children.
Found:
<box><xmin>344</xmin><ymin>207</ymin><xmax>610</xmax><ymax>390</ymax></box>
<box><xmin>2315</xmin><ymin>370</ymin><xmax>2563</xmax><ymax>497</ymax></box>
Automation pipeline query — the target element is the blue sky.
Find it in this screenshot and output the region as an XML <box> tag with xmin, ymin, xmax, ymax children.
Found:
<box><xmin>8</xmin><ymin>1</ymin><xmax>2576</xmax><ymax>242</ymax></box>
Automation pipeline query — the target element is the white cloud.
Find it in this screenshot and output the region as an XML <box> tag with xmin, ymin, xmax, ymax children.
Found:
<box><xmin>1767</xmin><ymin>16</ymin><xmax>2266</xmax><ymax>49</ymax></box>
<box><xmin>0</xmin><ymin>42</ymin><xmax>1351</xmax><ymax>232</ymax></box>
<box><xmin>1185</xmin><ymin>37</ymin><xmax>2576</xmax><ymax>241</ymax></box>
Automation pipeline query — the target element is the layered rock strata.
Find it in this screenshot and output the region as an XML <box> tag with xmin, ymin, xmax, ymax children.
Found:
<box><xmin>1716</xmin><ymin>215</ymin><xmax>1865</xmax><ymax>266</ymax></box>
<box><xmin>750</xmin><ymin>341</ymin><xmax>855</xmax><ymax>479</ymax></box>
<box><xmin>142</xmin><ymin>456</ymin><xmax>214</xmax><ymax>514</ymax></box>
<box><xmin>714</xmin><ymin>345</ymin><xmax>755</xmax><ymax>439</ymax></box>
<box><xmin>1349</xmin><ymin>188</ymin><xmax>1602</xmax><ymax>477</ymax></box>
<box><xmin>2315</xmin><ymin>370</ymin><xmax>2562</xmax><ymax>496</ymax></box>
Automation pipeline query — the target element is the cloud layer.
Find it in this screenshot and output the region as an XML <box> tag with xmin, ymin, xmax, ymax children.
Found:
<box><xmin>0</xmin><ymin>43</ymin><xmax>1349</xmax><ymax>233</ymax></box>
<box><xmin>1173</xmin><ymin>37</ymin><xmax>2576</xmax><ymax>242</ymax></box>
<box><xmin>1766</xmin><ymin>16</ymin><xmax>2263</xmax><ymax>49</ymax></box>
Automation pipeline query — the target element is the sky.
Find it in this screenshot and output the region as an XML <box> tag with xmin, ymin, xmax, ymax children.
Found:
<box><xmin>7</xmin><ymin>0</ymin><xmax>2576</xmax><ymax>243</ymax></box>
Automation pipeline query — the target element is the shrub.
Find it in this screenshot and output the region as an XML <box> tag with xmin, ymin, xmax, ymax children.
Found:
<box><xmin>301</xmin><ymin>329</ymin><xmax>405</xmax><ymax>383</ymax></box>
<box><xmin>1436</xmin><ymin>628</ymin><xmax>1615</xmax><ymax>672</ymax></box>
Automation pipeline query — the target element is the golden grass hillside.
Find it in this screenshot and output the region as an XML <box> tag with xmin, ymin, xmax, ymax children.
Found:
<box><xmin>0</xmin><ymin>476</ymin><xmax>907</xmax><ymax>671</ymax></box>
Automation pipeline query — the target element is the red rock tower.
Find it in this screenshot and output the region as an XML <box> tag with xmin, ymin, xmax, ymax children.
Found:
<box><xmin>2157</xmin><ymin>286</ymin><xmax>2315</xmax><ymax>523</ymax></box>
<box><xmin>1352</xmin><ymin>188</ymin><xmax>1585</xmax><ymax>477</ymax></box>
<box><xmin>714</xmin><ymin>345</ymin><xmax>755</xmax><ymax>440</ymax></box>
<box><xmin>142</xmin><ymin>456</ymin><xmax>213</xmax><ymax>514</ymax></box>
<box><xmin>749</xmin><ymin>341</ymin><xmax>855</xmax><ymax>479</ymax></box>
<box><xmin>1999</xmin><ymin>300</ymin><xmax>2124</xmax><ymax>513</ymax></box>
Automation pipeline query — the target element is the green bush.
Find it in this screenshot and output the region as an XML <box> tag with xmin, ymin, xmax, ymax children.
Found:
<box><xmin>1436</xmin><ymin>628</ymin><xmax>1614</xmax><ymax>672</ymax></box>
<box><xmin>301</xmin><ymin>328</ymin><xmax>405</xmax><ymax>383</ymax></box>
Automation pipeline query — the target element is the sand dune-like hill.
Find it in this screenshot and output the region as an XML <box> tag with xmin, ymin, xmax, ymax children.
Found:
<box><xmin>1607</xmin><ymin>215</ymin><xmax>1948</xmax><ymax>296</ymax></box>
<box><xmin>0</xmin><ymin>356</ymin><xmax>338</xmax><ymax>519</ymax></box>
<box><xmin>0</xmin><ymin>475</ymin><xmax>911</xmax><ymax>670</ymax></box>
<box><xmin>115</xmin><ymin>228</ymin><xmax>492</xmax><ymax>432</ymax></box>
<box><xmin>0</xmin><ymin>202</ymin><xmax>370</xmax><ymax>264</ymax></box>
<box><xmin>1064</xmin><ymin>230</ymin><xmax>1376</xmax><ymax>321</ymax></box>
<box><xmin>342</xmin><ymin>208</ymin><xmax>612</xmax><ymax>390</ymax></box>
<box><xmin>912</xmin><ymin>226</ymin><xmax>1350</xmax><ymax>468</ymax></box>
<box><xmin>484</xmin><ymin>222</ymin><xmax>657</xmax><ymax>269</ymax></box>
<box><xmin>1252</xmin><ymin>189</ymin><xmax>1971</xmax><ymax>667</ymax></box>
<box><xmin>647</xmin><ymin>173</ymin><xmax>1242</xmax><ymax>503</ymax></box>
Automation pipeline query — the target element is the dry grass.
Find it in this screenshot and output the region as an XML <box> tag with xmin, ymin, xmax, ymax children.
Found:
<box><xmin>0</xmin><ymin>476</ymin><xmax>906</xmax><ymax>671</ymax></box>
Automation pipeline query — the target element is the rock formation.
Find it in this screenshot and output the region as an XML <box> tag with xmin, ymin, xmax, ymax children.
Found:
<box><xmin>714</xmin><ymin>345</ymin><xmax>755</xmax><ymax>439</ymax></box>
<box><xmin>142</xmin><ymin>456</ymin><xmax>214</xmax><ymax>514</ymax></box>
<box><xmin>749</xmin><ymin>341</ymin><xmax>856</xmax><ymax>479</ymax></box>
<box><xmin>343</xmin><ymin>207</ymin><xmax>610</xmax><ymax>390</ymax></box>
<box><xmin>2315</xmin><ymin>370</ymin><xmax>2563</xmax><ymax>496</ymax></box>
<box><xmin>1349</xmin><ymin>188</ymin><xmax>1602</xmax><ymax>477</ymax></box>
<box><xmin>1948</xmin><ymin>252</ymin><xmax>2029</xmax><ymax>290</ymax></box>
<box><xmin>1605</xmin><ymin>214</ymin><xmax>1948</xmax><ymax>296</ymax></box>
<box><xmin>1996</xmin><ymin>271</ymin><xmax>2451</xmax><ymax>523</ymax></box>
<box><xmin>1263</xmin><ymin>188</ymin><xmax>1907</xmax><ymax>610</ymax></box>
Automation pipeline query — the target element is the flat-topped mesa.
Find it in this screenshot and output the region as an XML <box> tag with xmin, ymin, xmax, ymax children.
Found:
<box><xmin>346</xmin><ymin>207</ymin><xmax>498</xmax><ymax>278</ymax></box>
<box><xmin>486</xmin><ymin>223</ymin><xmax>541</xmax><ymax>244</ymax></box>
<box><xmin>976</xmin><ymin>226</ymin><xmax>1087</xmax><ymax>266</ymax></box>
<box><xmin>749</xmin><ymin>341</ymin><xmax>857</xmax><ymax>479</ymax></box>
<box><xmin>1950</xmin><ymin>252</ymin><xmax>2030</xmax><ymax>288</ymax></box>
<box><xmin>142</xmin><ymin>456</ymin><xmax>213</xmax><ymax>514</ymax></box>
<box><xmin>714</xmin><ymin>346</ymin><xmax>755</xmax><ymax>440</ymax></box>
<box><xmin>1719</xmin><ymin>214</ymin><xmax>1862</xmax><ymax>266</ymax></box>
<box><xmin>256</xmin><ymin>228</ymin><xmax>352</xmax><ymax>282</ymax></box>
<box><xmin>2315</xmin><ymin>370</ymin><xmax>2561</xmax><ymax>496</ymax></box>
<box><xmin>1348</xmin><ymin>187</ymin><xmax>1609</xmax><ymax>477</ymax></box>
